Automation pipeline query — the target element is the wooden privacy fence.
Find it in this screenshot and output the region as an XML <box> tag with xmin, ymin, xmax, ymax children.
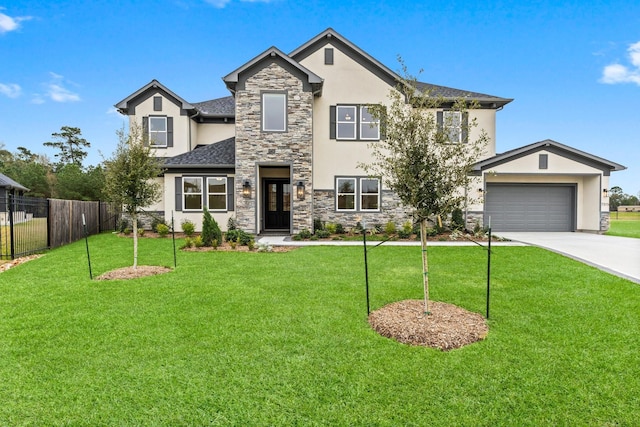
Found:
<box><xmin>0</xmin><ymin>195</ymin><xmax>120</xmax><ymax>260</ymax></box>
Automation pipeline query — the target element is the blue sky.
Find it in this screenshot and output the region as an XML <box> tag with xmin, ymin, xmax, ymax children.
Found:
<box><xmin>1</xmin><ymin>0</ymin><xmax>639</xmax><ymax>194</ymax></box>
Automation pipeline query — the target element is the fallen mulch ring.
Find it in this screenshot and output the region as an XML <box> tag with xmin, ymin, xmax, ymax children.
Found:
<box><xmin>368</xmin><ymin>299</ymin><xmax>488</xmax><ymax>351</ymax></box>
<box><xmin>0</xmin><ymin>254</ymin><xmax>43</xmax><ymax>273</ymax></box>
<box><xmin>95</xmin><ymin>265</ymin><xmax>172</xmax><ymax>281</ymax></box>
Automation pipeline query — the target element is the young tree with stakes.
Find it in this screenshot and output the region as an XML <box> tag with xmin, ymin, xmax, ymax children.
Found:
<box><xmin>362</xmin><ymin>64</ymin><xmax>489</xmax><ymax>314</ymax></box>
<box><xmin>103</xmin><ymin>125</ymin><xmax>163</xmax><ymax>269</ymax></box>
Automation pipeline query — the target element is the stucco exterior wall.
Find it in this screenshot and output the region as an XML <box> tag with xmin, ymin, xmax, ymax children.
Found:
<box><xmin>194</xmin><ymin>122</ymin><xmax>235</xmax><ymax>146</ymax></box>
<box><xmin>130</xmin><ymin>92</ymin><xmax>191</xmax><ymax>158</ymax></box>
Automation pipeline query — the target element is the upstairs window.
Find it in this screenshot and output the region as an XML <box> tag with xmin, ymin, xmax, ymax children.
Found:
<box><xmin>360</xmin><ymin>106</ymin><xmax>380</xmax><ymax>140</ymax></box>
<box><xmin>437</xmin><ymin>110</ymin><xmax>468</xmax><ymax>144</ymax></box>
<box><xmin>149</xmin><ymin>116</ymin><xmax>167</xmax><ymax>147</ymax></box>
<box><xmin>262</xmin><ymin>92</ymin><xmax>287</xmax><ymax>132</ymax></box>
<box><xmin>331</xmin><ymin>105</ymin><xmax>380</xmax><ymax>141</ymax></box>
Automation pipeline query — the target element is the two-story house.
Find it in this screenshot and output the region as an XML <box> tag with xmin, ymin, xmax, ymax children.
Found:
<box><xmin>115</xmin><ymin>28</ymin><xmax>625</xmax><ymax>234</ymax></box>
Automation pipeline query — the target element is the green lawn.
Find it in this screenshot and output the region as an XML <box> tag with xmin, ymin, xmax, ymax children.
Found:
<box><xmin>607</xmin><ymin>211</ymin><xmax>640</xmax><ymax>238</ymax></box>
<box><xmin>1</xmin><ymin>234</ymin><xmax>639</xmax><ymax>425</ymax></box>
<box><xmin>0</xmin><ymin>217</ymin><xmax>48</xmax><ymax>258</ymax></box>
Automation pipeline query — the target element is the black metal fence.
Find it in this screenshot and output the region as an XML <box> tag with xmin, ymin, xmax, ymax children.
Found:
<box><xmin>0</xmin><ymin>195</ymin><xmax>120</xmax><ymax>260</ymax></box>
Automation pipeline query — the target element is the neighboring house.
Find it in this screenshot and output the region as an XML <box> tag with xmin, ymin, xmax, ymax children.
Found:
<box><xmin>115</xmin><ymin>28</ymin><xmax>625</xmax><ymax>234</ymax></box>
<box><xmin>0</xmin><ymin>172</ymin><xmax>29</xmax><ymax>226</ymax></box>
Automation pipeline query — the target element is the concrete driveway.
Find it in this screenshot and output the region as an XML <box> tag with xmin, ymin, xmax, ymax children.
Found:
<box><xmin>495</xmin><ymin>232</ymin><xmax>640</xmax><ymax>284</ymax></box>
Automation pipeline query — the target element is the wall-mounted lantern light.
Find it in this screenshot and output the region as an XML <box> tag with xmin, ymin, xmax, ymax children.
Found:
<box><xmin>242</xmin><ymin>179</ymin><xmax>251</xmax><ymax>198</ymax></box>
<box><xmin>603</xmin><ymin>188</ymin><xmax>608</xmax><ymax>198</ymax></box>
<box><xmin>296</xmin><ymin>181</ymin><xmax>305</xmax><ymax>200</ymax></box>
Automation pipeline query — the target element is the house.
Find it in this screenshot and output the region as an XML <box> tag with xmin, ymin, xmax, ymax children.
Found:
<box><xmin>0</xmin><ymin>172</ymin><xmax>29</xmax><ymax>226</ymax></box>
<box><xmin>115</xmin><ymin>28</ymin><xmax>625</xmax><ymax>234</ymax></box>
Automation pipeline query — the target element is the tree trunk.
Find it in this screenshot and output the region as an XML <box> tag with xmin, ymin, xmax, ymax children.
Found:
<box><xmin>132</xmin><ymin>212</ymin><xmax>138</xmax><ymax>269</ymax></box>
<box><xmin>420</xmin><ymin>218</ymin><xmax>430</xmax><ymax>314</ymax></box>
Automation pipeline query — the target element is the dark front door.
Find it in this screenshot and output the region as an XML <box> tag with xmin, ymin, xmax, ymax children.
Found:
<box><xmin>264</xmin><ymin>179</ymin><xmax>291</xmax><ymax>230</ymax></box>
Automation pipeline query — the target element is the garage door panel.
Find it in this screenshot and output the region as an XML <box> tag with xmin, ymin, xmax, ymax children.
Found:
<box><xmin>485</xmin><ymin>185</ymin><xmax>575</xmax><ymax>232</ymax></box>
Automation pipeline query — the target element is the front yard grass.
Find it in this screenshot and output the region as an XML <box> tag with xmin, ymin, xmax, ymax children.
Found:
<box><xmin>607</xmin><ymin>211</ymin><xmax>640</xmax><ymax>238</ymax></box>
<box><xmin>1</xmin><ymin>233</ymin><xmax>639</xmax><ymax>425</ymax></box>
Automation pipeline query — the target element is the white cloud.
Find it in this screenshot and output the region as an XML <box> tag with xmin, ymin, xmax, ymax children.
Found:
<box><xmin>44</xmin><ymin>73</ymin><xmax>81</xmax><ymax>102</ymax></box>
<box><xmin>600</xmin><ymin>41</ymin><xmax>640</xmax><ymax>85</ymax></box>
<box><xmin>0</xmin><ymin>83</ymin><xmax>21</xmax><ymax>98</ymax></box>
<box><xmin>0</xmin><ymin>11</ymin><xmax>32</xmax><ymax>34</ymax></box>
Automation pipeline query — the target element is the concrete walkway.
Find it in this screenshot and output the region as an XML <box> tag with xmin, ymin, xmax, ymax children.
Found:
<box><xmin>495</xmin><ymin>232</ymin><xmax>640</xmax><ymax>284</ymax></box>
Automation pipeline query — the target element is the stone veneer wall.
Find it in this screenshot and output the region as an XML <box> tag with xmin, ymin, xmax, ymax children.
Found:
<box><xmin>600</xmin><ymin>211</ymin><xmax>610</xmax><ymax>232</ymax></box>
<box><xmin>465</xmin><ymin>211</ymin><xmax>484</xmax><ymax>231</ymax></box>
<box><xmin>313</xmin><ymin>190</ymin><xmax>412</xmax><ymax>229</ymax></box>
<box><xmin>234</xmin><ymin>61</ymin><xmax>313</xmax><ymax>233</ymax></box>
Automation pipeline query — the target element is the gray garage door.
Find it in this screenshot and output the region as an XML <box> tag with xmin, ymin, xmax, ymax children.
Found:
<box><xmin>485</xmin><ymin>184</ymin><xmax>575</xmax><ymax>232</ymax></box>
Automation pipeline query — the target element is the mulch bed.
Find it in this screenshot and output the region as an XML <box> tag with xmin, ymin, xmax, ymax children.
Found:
<box><xmin>95</xmin><ymin>265</ymin><xmax>173</xmax><ymax>281</ymax></box>
<box><xmin>368</xmin><ymin>299</ymin><xmax>489</xmax><ymax>351</ymax></box>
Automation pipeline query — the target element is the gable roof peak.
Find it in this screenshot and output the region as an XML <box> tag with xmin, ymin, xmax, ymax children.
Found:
<box><xmin>115</xmin><ymin>79</ymin><xmax>194</xmax><ymax>114</ymax></box>
<box><xmin>222</xmin><ymin>46</ymin><xmax>323</xmax><ymax>95</ymax></box>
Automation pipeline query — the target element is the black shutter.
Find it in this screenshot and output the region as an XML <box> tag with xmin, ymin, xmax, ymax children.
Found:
<box><xmin>227</xmin><ymin>177</ymin><xmax>234</xmax><ymax>211</ymax></box>
<box><xmin>329</xmin><ymin>106</ymin><xmax>336</xmax><ymax>139</ymax></box>
<box><xmin>175</xmin><ymin>177</ymin><xmax>182</xmax><ymax>211</ymax></box>
<box><xmin>461</xmin><ymin>112</ymin><xmax>469</xmax><ymax>144</ymax></box>
<box><xmin>436</xmin><ymin>111</ymin><xmax>443</xmax><ymax>130</ymax></box>
<box><xmin>167</xmin><ymin>117</ymin><xmax>173</xmax><ymax>147</ymax></box>
<box><xmin>142</xmin><ymin>117</ymin><xmax>149</xmax><ymax>146</ymax></box>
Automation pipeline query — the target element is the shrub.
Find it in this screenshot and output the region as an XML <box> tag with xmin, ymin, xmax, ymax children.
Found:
<box><xmin>202</xmin><ymin>208</ymin><xmax>222</xmax><ymax>247</ymax></box>
<box><xmin>398</xmin><ymin>221</ymin><xmax>413</xmax><ymax>239</ymax></box>
<box><xmin>247</xmin><ymin>239</ymin><xmax>255</xmax><ymax>251</ymax></box>
<box><xmin>451</xmin><ymin>208</ymin><xmax>465</xmax><ymax>230</ymax></box>
<box><xmin>315</xmin><ymin>229</ymin><xmax>330</xmax><ymax>239</ymax></box>
<box><xmin>354</xmin><ymin>221</ymin><xmax>364</xmax><ymax>233</ymax></box>
<box><xmin>123</xmin><ymin>227</ymin><xmax>132</xmax><ymax>235</ymax></box>
<box><xmin>193</xmin><ymin>236</ymin><xmax>204</xmax><ymax>248</ymax></box>
<box><xmin>117</xmin><ymin>218</ymin><xmax>129</xmax><ymax>233</ymax></box>
<box><xmin>325</xmin><ymin>222</ymin><xmax>337</xmax><ymax>234</ymax></box>
<box><xmin>225</xmin><ymin>229</ymin><xmax>254</xmax><ymax>246</ymax></box>
<box><xmin>180</xmin><ymin>237</ymin><xmax>194</xmax><ymax>249</ymax></box>
<box><xmin>227</xmin><ymin>217</ymin><xmax>238</xmax><ymax>231</ymax></box>
<box><xmin>156</xmin><ymin>223</ymin><xmax>170</xmax><ymax>237</ymax></box>
<box><xmin>150</xmin><ymin>217</ymin><xmax>167</xmax><ymax>233</ymax></box>
<box><xmin>181</xmin><ymin>219</ymin><xmax>195</xmax><ymax>237</ymax></box>
<box><xmin>335</xmin><ymin>223</ymin><xmax>345</xmax><ymax>234</ymax></box>
<box><xmin>384</xmin><ymin>221</ymin><xmax>397</xmax><ymax>235</ymax></box>
<box><xmin>313</xmin><ymin>218</ymin><xmax>325</xmax><ymax>232</ymax></box>
<box><xmin>137</xmin><ymin>228</ymin><xmax>145</xmax><ymax>237</ymax></box>
<box><xmin>297</xmin><ymin>229</ymin><xmax>312</xmax><ymax>239</ymax></box>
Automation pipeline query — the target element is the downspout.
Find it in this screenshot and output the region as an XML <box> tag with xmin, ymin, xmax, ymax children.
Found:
<box><xmin>188</xmin><ymin>110</ymin><xmax>200</xmax><ymax>152</ymax></box>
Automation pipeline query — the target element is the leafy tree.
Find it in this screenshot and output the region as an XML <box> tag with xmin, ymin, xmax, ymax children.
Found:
<box><xmin>43</xmin><ymin>126</ymin><xmax>90</xmax><ymax>169</ymax></box>
<box><xmin>0</xmin><ymin>146</ymin><xmax>53</xmax><ymax>198</ymax></box>
<box><xmin>103</xmin><ymin>125</ymin><xmax>163</xmax><ymax>268</ymax></box>
<box><xmin>362</xmin><ymin>64</ymin><xmax>488</xmax><ymax>313</ymax></box>
<box><xmin>609</xmin><ymin>186</ymin><xmax>640</xmax><ymax>211</ymax></box>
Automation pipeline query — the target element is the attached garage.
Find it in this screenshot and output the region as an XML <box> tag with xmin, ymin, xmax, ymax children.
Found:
<box><xmin>485</xmin><ymin>184</ymin><xmax>576</xmax><ymax>232</ymax></box>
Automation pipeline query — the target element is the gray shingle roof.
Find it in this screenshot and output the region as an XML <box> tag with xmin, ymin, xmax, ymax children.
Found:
<box><xmin>0</xmin><ymin>173</ymin><xmax>29</xmax><ymax>191</ymax></box>
<box><xmin>192</xmin><ymin>96</ymin><xmax>235</xmax><ymax>117</ymax></box>
<box><xmin>416</xmin><ymin>82</ymin><xmax>512</xmax><ymax>106</ymax></box>
<box><xmin>163</xmin><ymin>137</ymin><xmax>235</xmax><ymax>168</ymax></box>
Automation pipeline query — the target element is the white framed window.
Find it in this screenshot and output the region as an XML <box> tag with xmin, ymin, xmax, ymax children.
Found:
<box><xmin>336</xmin><ymin>106</ymin><xmax>357</xmax><ymax>140</ymax></box>
<box><xmin>360</xmin><ymin>178</ymin><xmax>380</xmax><ymax>211</ymax></box>
<box><xmin>149</xmin><ymin>116</ymin><xmax>167</xmax><ymax>147</ymax></box>
<box><xmin>183</xmin><ymin>177</ymin><xmax>203</xmax><ymax>211</ymax></box>
<box><xmin>443</xmin><ymin>110</ymin><xmax>462</xmax><ymax>143</ymax></box>
<box><xmin>263</xmin><ymin>93</ymin><xmax>287</xmax><ymax>132</ymax></box>
<box><xmin>336</xmin><ymin>178</ymin><xmax>356</xmax><ymax>211</ymax></box>
<box><xmin>360</xmin><ymin>106</ymin><xmax>380</xmax><ymax>140</ymax></box>
<box><xmin>207</xmin><ymin>177</ymin><xmax>227</xmax><ymax>211</ymax></box>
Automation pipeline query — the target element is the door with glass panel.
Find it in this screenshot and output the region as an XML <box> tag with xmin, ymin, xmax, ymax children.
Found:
<box><xmin>263</xmin><ymin>179</ymin><xmax>291</xmax><ymax>230</ymax></box>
